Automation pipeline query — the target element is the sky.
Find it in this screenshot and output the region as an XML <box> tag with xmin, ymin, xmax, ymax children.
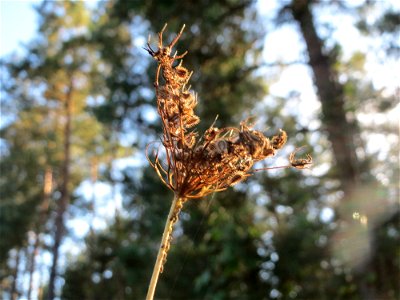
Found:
<box><xmin>1</xmin><ymin>0</ymin><xmax>399</xmax><ymax>90</ymax></box>
<box><xmin>0</xmin><ymin>0</ymin><xmax>41</xmax><ymax>57</ymax></box>
<box><xmin>0</xmin><ymin>0</ymin><xmax>97</xmax><ymax>57</ymax></box>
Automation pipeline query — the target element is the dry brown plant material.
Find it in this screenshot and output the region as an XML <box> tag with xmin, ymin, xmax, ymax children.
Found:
<box><xmin>145</xmin><ymin>24</ymin><xmax>312</xmax><ymax>300</ymax></box>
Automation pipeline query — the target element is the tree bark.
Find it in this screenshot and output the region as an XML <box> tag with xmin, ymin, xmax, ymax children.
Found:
<box><xmin>27</xmin><ymin>167</ymin><xmax>52</xmax><ymax>300</ymax></box>
<box><xmin>27</xmin><ymin>235</ymin><xmax>39</xmax><ymax>300</ymax></box>
<box><xmin>290</xmin><ymin>0</ymin><xmax>359</xmax><ymax>193</ymax></box>
<box><xmin>47</xmin><ymin>81</ymin><xmax>73</xmax><ymax>300</ymax></box>
<box><xmin>10</xmin><ymin>249</ymin><xmax>21</xmax><ymax>300</ymax></box>
<box><xmin>289</xmin><ymin>1</ymin><xmax>375</xmax><ymax>299</ymax></box>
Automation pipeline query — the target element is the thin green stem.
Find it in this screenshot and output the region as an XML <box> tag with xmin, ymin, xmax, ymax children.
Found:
<box><xmin>146</xmin><ymin>195</ymin><xmax>183</xmax><ymax>300</ymax></box>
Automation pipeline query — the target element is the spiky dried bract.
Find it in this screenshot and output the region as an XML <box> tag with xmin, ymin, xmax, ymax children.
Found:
<box><xmin>145</xmin><ymin>24</ymin><xmax>298</xmax><ymax>199</ymax></box>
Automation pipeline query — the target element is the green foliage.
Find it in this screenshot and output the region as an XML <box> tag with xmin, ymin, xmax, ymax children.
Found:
<box><xmin>0</xmin><ymin>106</ymin><xmax>57</xmax><ymax>263</ymax></box>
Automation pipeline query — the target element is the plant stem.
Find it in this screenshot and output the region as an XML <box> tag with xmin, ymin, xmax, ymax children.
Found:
<box><xmin>146</xmin><ymin>195</ymin><xmax>183</xmax><ymax>300</ymax></box>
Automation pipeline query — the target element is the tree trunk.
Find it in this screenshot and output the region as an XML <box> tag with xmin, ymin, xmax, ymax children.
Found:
<box><xmin>27</xmin><ymin>234</ymin><xmax>39</xmax><ymax>300</ymax></box>
<box><xmin>10</xmin><ymin>249</ymin><xmax>21</xmax><ymax>300</ymax></box>
<box><xmin>290</xmin><ymin>0</ymin><xmax>359</xmax><ymax>193</ymax></box>
<box><xmin>47</xmin><ymin>82</ymin><xmax>73</xmax><ymax>300</ymax></box>
<box><xmin>289</xmin><ymin>1</ymin><xmax>375</xmax><ymax>299</ymax></box>
<box><xmin>27</xmin><ymin>168</ymin><xmax>52</xmax><ymax>300</ymax></box>
<box><xmin>89</xmin><ymin>157</ymin><xmax>97</xmax><ymax>235</ymax></box>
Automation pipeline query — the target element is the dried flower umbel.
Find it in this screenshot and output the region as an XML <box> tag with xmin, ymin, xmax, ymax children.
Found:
<box><xmin>145</xmin><ymin>24</ymin><xmax>312</xmax><ymax>300</ymax></box>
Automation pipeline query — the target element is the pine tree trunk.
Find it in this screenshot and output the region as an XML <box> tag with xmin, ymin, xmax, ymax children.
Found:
<box><xmin>290</xmin><ymin>0</ymin><xmax>359</xmax><ymax>193</ymax></box>
<box><xmin>10</xmin><ymin>249</ymin><xmax>21</xmax><ymax>300</ymax></box>
<box><xmin>27</xmin><ymin>236</ymin><xmax>39</xmax><ymax>299</ymax></box>
<box><xmin>47</xmin><ymin>83</ymin><xmax>73</xmax><ymax>300</ymax></box>
<box><xmin>289</xmin><ymin>1</ymin><xmax>374</xmax><ymax>299</ymax></box>
<box><xmin>27</xmin><ymin>168</ymin><xmax>52</xmax><ymax>299</ymax></box>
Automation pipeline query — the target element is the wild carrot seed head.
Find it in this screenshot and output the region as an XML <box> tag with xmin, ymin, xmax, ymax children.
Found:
<box><xmin>145</xmin><ymin>24</ymin><xmax>311</xmax><ymax>199</ymax></box>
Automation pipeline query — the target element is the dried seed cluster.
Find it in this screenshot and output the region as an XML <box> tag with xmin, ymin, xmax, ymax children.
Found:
<box><xmin>146</xmin><ymin>25</ymin><xmax>310</xmax><ymax>200</ymax></box>
<box><xmin>145</xmin><ymin>24</ymin><xmax>312</xmax><ymax>275</ymax></box>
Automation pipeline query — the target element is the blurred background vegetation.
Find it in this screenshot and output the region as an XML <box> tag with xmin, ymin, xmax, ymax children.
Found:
<box><xmin>0</xmin><ymin>0</ymin><xmax>399</xmax><ymax>299</ymax></box>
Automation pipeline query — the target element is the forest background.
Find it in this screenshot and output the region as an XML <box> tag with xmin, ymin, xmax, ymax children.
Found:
<box><xmin>0</xmin><ymin>0</ymin><xmax>399</xmax><ymax>299</ymax></box>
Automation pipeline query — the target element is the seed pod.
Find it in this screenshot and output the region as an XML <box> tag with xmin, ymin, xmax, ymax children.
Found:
<box><xmin>183</xmin><ymin>114</ymin><xmax>200</xmax><ymax>128</ymax></box>
<box><xmin>180</xmin><ymin>92</ymin><xmax>197</xmax><ymax>112</ymax></box>
<box><xmin>165</xmin><ymin>101</ymin><xmax>179</xmax><ymax>116</ymax></box>
<box><xmin>184</xmin><ymin>132</ymin><xmax>197</xmax><ymax>148</ymax></box>
<box><xmin>271</xmin><ymin>129</ymin><xmax>287</xmax><ymax>150</ymax></box>
<box><xmin>174</xmin><ymin>65</ymin><xmax>189</xmax><ymax>82</ymax></box>
<box><xmin>229</xmin><ymin>171</ymin><xmax>249</xmax><ymax>186</ymax></box>
<box><xmin>239</xmin><ymin>129</ymin><xmax>270</xmax><ymax>160</ymax></box>
<box><xmin>207</xmin><ymin>139</ymin><xmax>229</xmax><ymax>157</ymax></box>
<box><xmin>204</xmin><ymin>127</ymin><xmax>220</xmax><ymax>141</ymax></box>
<box><xmin>289</xmin><ymin>148</ymin><xmax>313</xmax><ymax>169</ymax></box>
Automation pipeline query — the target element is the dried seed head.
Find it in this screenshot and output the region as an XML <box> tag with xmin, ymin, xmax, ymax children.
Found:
<box><xmin>146</xmin><ymin>25</ymin><xmax>311</xmax><ymax>200</ymax></box>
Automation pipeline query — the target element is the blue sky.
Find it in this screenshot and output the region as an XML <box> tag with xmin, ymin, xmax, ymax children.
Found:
<box><xmin>0</xmin><ymin>0</ymin><xmax>99</xmax><ymax>57</ymax></box>
<box><xmin>0</xmin><ymin>0</ymin><xmax>41</xmax><ymax>57</ymax></box>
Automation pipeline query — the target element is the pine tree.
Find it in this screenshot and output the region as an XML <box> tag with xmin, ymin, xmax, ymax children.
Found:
<box><xmin>256</xmin><ymin>1</ymin><xmax>400</xmax><ymax>298</ymax></box>
<box><xmin>1</xmin><ymin>1</ymin><xmax>116</xmax><ymax>298</ymax></box>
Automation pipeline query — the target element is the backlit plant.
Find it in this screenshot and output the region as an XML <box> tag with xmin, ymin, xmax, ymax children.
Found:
<box><xmin>144</xmin><ymin>24</ymin><xmax>312</xmax><ymax>300</ymax></box>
